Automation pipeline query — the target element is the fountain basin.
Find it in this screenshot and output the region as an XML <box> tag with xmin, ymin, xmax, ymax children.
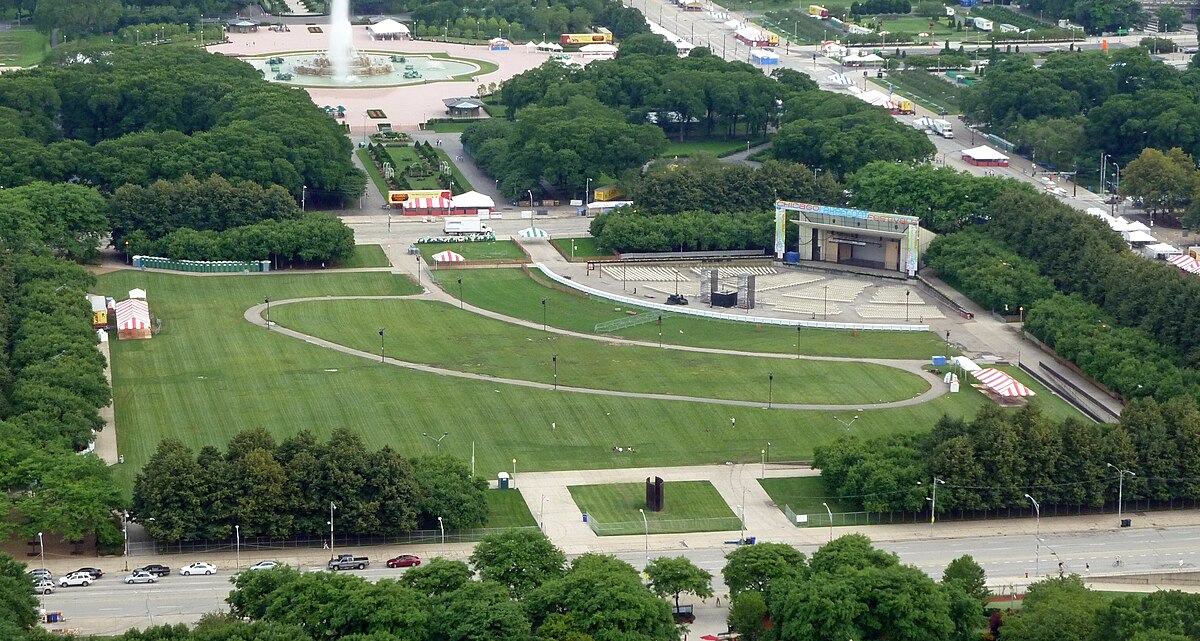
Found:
<box><xmin>245</xmin><ymin>51</ymin><xmax>481</xmax><ymax>87</ymax></box>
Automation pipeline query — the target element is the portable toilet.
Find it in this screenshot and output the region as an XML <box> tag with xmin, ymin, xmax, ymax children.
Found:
<box><xmin>497</xmin><ymin>471</ymin><xmax>510</xmax><ymax>489</ymax></box>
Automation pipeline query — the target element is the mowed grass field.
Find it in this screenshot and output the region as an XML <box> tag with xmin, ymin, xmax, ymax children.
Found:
<box><xmin>338</xmin><ymin>244</ymin><xmax>390</xmax><ymax>268</ymax></box>
<box><xmin>550</xmin><ymin>237</ymin><xmax>611</xmax><ymax>260</ymax></box>
<box><xmin>758</xmin><ymin>476</ymin><xmax>858</xmax><ymax>516</ymax></box>
<box><xmin>97</xmin><ymin>271</ymin><xmax>1084</xmax><ymax>496</ymax></box>
<box><xmin>485</xmin><ymin>490</ymin><xmax>537</xmax><ymax>528</ymax></box>
<box><xmin>269</xmin><ymin>298</ymin><xmax>930</xmax><ymax>405</ymax></box>
<box><xmin>418</xmin><ymin>241</ymin><xmax>527</xmax><ymax>262</ymax></box>
<box><xmin>433</xmin><ymin>267</ymin><xmax>949</xmax><ymax>359</ymax></box>
<box><xmin>568</xmin><ymin>481</ymin><xmax>740</xmax><ymax>535</ymax></box>
<box><xmin>0</xmin><ymin>28</ymin><xmax>49</xmax><ymax>67</ymax></box>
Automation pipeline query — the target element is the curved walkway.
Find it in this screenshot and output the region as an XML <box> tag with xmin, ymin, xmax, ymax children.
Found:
<box><xmin>245</xmin><ymin>294</ymin><xmax>948</xmax><ymax>411</ymax></box>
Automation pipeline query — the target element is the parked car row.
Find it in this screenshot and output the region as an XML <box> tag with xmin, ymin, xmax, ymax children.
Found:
<box><xmin>28</xmin><ymin>554</ymin><xmax>421</xmax><ymax>593</ymax></box>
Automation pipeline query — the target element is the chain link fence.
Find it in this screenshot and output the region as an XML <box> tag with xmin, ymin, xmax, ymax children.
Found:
<box><xmin>585</xmin><ymin>515</ymin><xmax>744</xmax><ymax>537</ymax></box>
<box><xmin>784</xmin><ymin>497</ymin><xmax>1200</xmax><ymax>529</ymax></box>
<box><xmin>127</xmin><ymin>526</ymin><xmax>540</xmax><ymax>556</ymax></box>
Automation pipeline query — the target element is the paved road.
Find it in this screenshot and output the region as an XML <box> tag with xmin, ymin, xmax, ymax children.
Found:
<box><xmin>42</xmin><ymin>523</ymin><xmax>1200</xmax><ymax>636</ymax></box>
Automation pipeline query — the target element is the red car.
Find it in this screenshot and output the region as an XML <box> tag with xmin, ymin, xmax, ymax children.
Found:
<box><xmin>386</xmin><ymin>555</ymin><xmax>421</xmax><ymax>568</ymax></box>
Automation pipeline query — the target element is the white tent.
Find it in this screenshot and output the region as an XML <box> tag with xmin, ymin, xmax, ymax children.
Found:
<box><xmin>580</xmin><ymin>43</ymin><xmax>618</xmax><ymax>53</ymax></box>
<box><xmin>723</xmin><ymin>19</ymin><xmax>743</xmax><ymax>30</ymax></box>
<box><xmin>519</xmin><ymin>227</ymin><xmax>550</xmax><ymax>238</ymax></box>
<box><xmin>1124</xmin><ymin>230</ymin><xmax>1157</xmax><ymax>244</ymax></box>
<box><xmin>367</xmin><ymin>18</ymin><xmax>409</xmax><ymax>39</ymax></box>
<box><xmin>1110</xmin><ymin>217</ymin><xmax>1151</xmax><ymax>233</ymax></box>
<box><xmin>524</xmin><ymin>41</ymin><xmax>537</xmax><ymax>49</ymax></box>
<box><xmin>129</xmin><ymin>288</ymin><xmax>147</xmax><ymax>299</ymax></box>
<box><xmin>973</xmin><ymin>368</ymin><xmax>1035</xmax><ymax>397</ymax></box>
<box><xmin>820</xmin><ymin>41</ymin><xmax>848</xmax><ymax>57</ymax></box>
<box><xmin>451</xmin><ymin>191</ymin><xmax>495</xmax><ymax>209</ymax></box>
<box><xmin>961</xmin><ymin>146</ymin><xmax>1009</xmax><ymax>162</ymax></box>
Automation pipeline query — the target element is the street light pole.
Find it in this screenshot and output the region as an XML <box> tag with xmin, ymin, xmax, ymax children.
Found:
<box><xmin>329</xmin><ymin>502</ymin><xmax>337</xmax><ymax>555</ymax></box>
<box><xmin>761</xmin><ymin>449</ymin><xmax>767</xmax><ymax>479</ymax></box>
<box><xmin>822</xmin><ymin>502</ymin><xmax>833</xmax><ymax>542</ymax></box>
<box><xmin>264</xmin><ymin>297</ymin><xmax>270</xmax><ymax>329</ymax></box>
<box><xmin>552</xmin><ymin>354</ymin><xmax>558</xmax><ymax>390</ymax></box>
<box><xmin>422</xmin><ymin>431</ymin><xmax>450</xmax><ymax>453</ymax></box>
<box><xmin>905</xmin><ymin>289</ymin><xmax>910</xmax><ymax>322</ymax></box>
<box><xmin>378</xmin><ymin>328</ymin><xmax>385</xmax><ymax>362</ymax></box>
<box><xmin>930</xmin><ymin>477</ymin><xmax>945</xmax><ymax>536</ymax></box>
<box><xmin>639</xmin><ymin>508</ymin><xmax>649</xmax><ymax>568</ymax></box>
<box><xmin>457</xmin><ymin>278</ymin><xmax>463</xmax><ymax>309</ymax></box>
<box><xmin>512</xmin><ymin>458</ymin><xmax>517</xmax><ymax>487</ymax></box>
<box><xmin>235</xmin><ymin>524</ymin><xmax>241</xmax><ymax>569</ymax></box>
<box><xmin>796</xmin><ymin>325</ymin><xmax>801</xmax><ymax>359</ymax></box>
<box><xmin>1025</xmin><ymin>494</ymin><xmax>1040</xmax><ymax>577</ymax></box>
<box><xmin>541</xmin><ymin>298</ymin><xmax>547</xmax><ymax>331</ymax></box>
<box><xmin>1106</xmin><ymin>463</ymin><xmax>1136</xmax><ymax>522</ymax></box>
<box><xmin>539</xmin><ymin>494</ymin><xmax>547</xmax><ymax>531</ymax></box>
<box><xmin>416</xmin><ymin>255</ymin><xmax>421</xmax><ymax>287</ymax></box>
<box><xmin>437</xmin><ymin>516</ymin><xmax>445</xmax><ymax>557</ymax></box>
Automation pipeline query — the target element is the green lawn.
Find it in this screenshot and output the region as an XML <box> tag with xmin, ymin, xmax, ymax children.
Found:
<box><xmin>431</xmin><ymin>267</ymin><xmax>950</xmax><ymax>360</ymax></box>
<box><xmin>97</xmin><ymin>271</ymin><xmax>1085</xmax><ymax>498</ymax></box>
<box><xmin>386</xmin><ymin>146</ymin><xmax>442</xmax><ymax>191</ymax></box>
<box><xmin>758</xmin><ymin>476</ymin><xmax>858</xmax><ymax>516</ymax></box>
<box><xmin>418</xmin><ymin>241</ymin><xmax>526</xmax><ymax>262</ymax></box>
<box><xmin>661</xmin><ymin>137</ymin><xmax>768</xmax><ymax>158</ymax></box>
<box><xmin>357</xmin><ymin>148</ymin><xmax>390</xmax><ymax>199</ymax></box>
<box><xmin>269</xmin><ymin>298</ymin><xmax>931</xmax><ymax>405</ymax></box>
<box><xmin>338</xmin><ymin>244</ymin><xmax>390</xmax><ymax>268</ymax></box>
<box><xmin>485</xmin><ymin>489</ymin><xmax>537</xmax><ymax>528</ymax></box>
<box><xmin>0</xmin><ymin>28</ymin><xmax>49</xmax><ymax>67</ymax></box>
<box><xmin>569</xmin><ymin>481</ymin><xmax>740</xmax><ymax>535</ymax></box>
<box><xmin>550</xmin><ymin>237</ymin><xmax>611</xmax><ymax>260</ymax></box>
<box><xmin>871</xmin><ymin>70</ymin><xmax>964</xmax><ymax>115</ymax></box>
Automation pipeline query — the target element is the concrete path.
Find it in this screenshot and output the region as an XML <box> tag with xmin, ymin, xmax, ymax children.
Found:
<box><xmin>92</xmin><ymin>339</ymin><xmax>119</xmax><ymax>465</ymax></box>
<box><xmin>409</xmin><ymin>132</ymin><xmax>504</xmax><ymax>204</ymax></box>
<box><xmin>244</xmin><ymin>294</ymin><xmax>945</xmax><ymax>410</ymax></box>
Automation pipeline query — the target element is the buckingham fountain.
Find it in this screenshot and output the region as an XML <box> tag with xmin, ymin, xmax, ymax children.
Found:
<box><xmin>246</xmin><ymin>0</ymin><xmax>479</xmax><ymax>87</ymax></box>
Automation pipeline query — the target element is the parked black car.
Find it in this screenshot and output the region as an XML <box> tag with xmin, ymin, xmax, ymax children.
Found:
<box><xmin>135</xmin><ymin>564</ymin><xmax>170</xmax><ymax>577</ymax></box>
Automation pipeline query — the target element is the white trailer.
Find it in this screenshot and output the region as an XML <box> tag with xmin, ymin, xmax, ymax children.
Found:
<box><xmin>443</xmin><ymin>217</ymin><xmax>493</xmax><ymax>235</ymax></box>
<box><xmin>972</xmin><ymin>17</ymin><xmax>993</xmax><ymax>31</ymax></box>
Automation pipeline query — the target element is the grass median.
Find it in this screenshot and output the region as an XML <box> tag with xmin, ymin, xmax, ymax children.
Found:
<box><xmin>569</xmin><ymin>481</ymin><xmax>740</xmax><ymax>535</ymax></box>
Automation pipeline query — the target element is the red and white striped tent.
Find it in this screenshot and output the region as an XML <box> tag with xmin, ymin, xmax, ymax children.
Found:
<box><xmin>401</xmin><ymin>197</ymin><xmax>453</xmax><ymax>215</ymax></box>
<box><xmin>114</xmin><ymin>298</ymin><xmax>152</xmax><ymax>340</ymax></box>
<box><xmin>431</xmin><ymin>250</ymin><xmax>465</xmax><ymax>267</ymax></box>
<box><xmin>1169</xmin><ymin>254</ymin><xmax>1200</xmax><ymax>274</ymax></box>
<box><xmin>972</xmin><ymin>368</ymin><xmax>1035</xmax><ymax>397</ymax></box>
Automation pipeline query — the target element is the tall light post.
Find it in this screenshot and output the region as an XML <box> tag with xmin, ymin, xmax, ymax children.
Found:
<box><xmin>796</xmin><ymin>325</ymin><xmax>801</xmax><ymax>359</ymax></box>
<box><xmin>437</xmin><ymin>516</ymin><xmax>445</xmax><ymax>557</ymax></box>
<box><xmin>512</xmin><ymin>458</ymin><xmax>517</xmax><ymax>487</ymax></box>
<box><xmin>539</xmin><ymin>494</ymin><xmax>548</xmax><ymax>531</ymax></box>
<box><xmin>638</xmin><ymin>508</ymin><xmax>650</xmax><ymax>568</ymax></box>
<box><xmin>823</xmin><ymin>285</ymin><xmax>829</xmax><ymax>319</ymax></box>
<box><xmin>457</xmin><ymin>278</ymin><xmax>463</xmax><ymax>309</ymax></box>
<box><xmin>767</xmin><ymin>371</ymin><xmax>774</xmax><ymax>409</ymax></box>
<box><xmin>738</xmin><ymin>488</ymin><xmax>747</xmax><ymax>543</ymax></box>
<box><xmin>37</xmin><ymin>531</ymin><xmax>45</xmax><ymax>609</ymax></box>
<box><xmin>761</xmin><ymin>449</ymin><xmax>767</xmax><ymax>479</ymax></box>
<box><xmin>328</xmin><ymin>502</ymin><xmax>337</xmax><ymax>555</ymax></box>
<box><xmin>585</xmin><ymin>176</ymin><xmax>592</xmax><ymax>203</ymax></box>
<box><xmin>235</xmin><ymin>524</ymin><xmax>241</xmax><ymax>569</ymax></box>
<box><xmin>905</xmin><ymin>289</ymin><xmax>910</xmax><ymax>322</ymax></box>
<box><xmin>527</xmin><ymin>189</ymin><xmax>534</xmax><ymax>207</ymax></box>
<box><xmin>541</xmin><ymin>298</ymin><xmax>547</xmax><ymax>331</ymax></box>
<box><xmin>122</xmin><ymin>512</ymin><xmax>129</xmax><ymax>570</ymax></box>
<box><xmin>929</xmin><ymin>477</ymin><xmax>945</xmax><ymax>536</ymax></box>
<box><xmin>302</xmin><ymin>185</ymin><xmax>307</xmax><ymax>211</ymax></box>
<box><xmin>1107</xmin><ymin>463</ymin><xmax>1136</xmax><ymax>522</ymax></box>
<box><xmin>416</xmin><ymin>255</ymin><xmax>421</xmax><ymax>286</ymax></box>
<box><xmin>378</xmin><ymin>328</ymin><xmax>385</xmax><ymax>362</ymax></box>
<box><xmin>423</xmin><ymin>431</ymin><xmax>450</xmax><ymax>454</ymax></box>
<box><xmin>822</xmin><ymin>502</ymin><xmax>833</xmax><ymax>542</ymax></box>
<box><xmin>1025</xmin><ymin>494</ymin><xmax>1040</xmax><ymax>577</ymax></box>
<box><xmin>552</xmin><ymin>354</ymin><xmax>558</xmax><ymax>390</ymax></box>
<box><xmin>264</xmin><ymin>297</ymin><xmax>271</xmax><ymax>329</ymax></box>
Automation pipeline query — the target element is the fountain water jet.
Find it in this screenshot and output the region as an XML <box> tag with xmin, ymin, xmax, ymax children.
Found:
<box><xmin>328</xmin><ymin>0</ymin><xmax>353</xmax><ymax>82</ymax></box>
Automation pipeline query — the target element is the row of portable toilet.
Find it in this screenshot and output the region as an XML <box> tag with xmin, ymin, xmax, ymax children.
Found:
<box><xmin>133</xmin><ymin>256</ymin><xmax>271</xmax><ymax>273</ymax></box>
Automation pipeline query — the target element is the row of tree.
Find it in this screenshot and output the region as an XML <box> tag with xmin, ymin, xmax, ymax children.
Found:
<box><xmin>29</xmin><ymin>0</ymin><xmax>242</xmax><ymax>38</ymax></box>
<box><xmin>816</xmin><ymin>399</ymin><xmax>1200</xmax><ymax>514</ymax></box>
<box><xmin>924</xmin><ymin>230</ymin><xmax>1057</xmax><ymax>316</ymax></box>
<box><xmin>409</xmin><ymin>0</ymin><xmax>650</xmax><ymax>41</ymax></box>
<box><xmin>0</xmin><ymin>252</ymin><xmax>123</xmax><ymax>545</ymax></box>
<box><xmin>0</xmin><ymin>182</ymin><xmax>109</xmax><ymax>261</ymax></box>
<box><xmin>591</xmin><ymin>208</ymin><xmax>774</xmax><ymax>254</ymax></box>
<box><xmin>133</xmin><ymin>428</ymin><xmax>488</xmax><ymax>543</ymax></box>
<box><xmin>110</xmin><ymin>174</ymin><xmax>301</xmax><ymax>243</ymax></box>
<box><xmin>125</xmin><ymin>212</ymin><xmax>355</xmax><ymax>264</ymax></box>
<box><xmin>964</xmin><ymin>49</ymin><xmax>1200</xmax><ymax>169</ymax></box>
<box><xmin>0</xmin><ymin>46</ymin><xmax>365</xmax><ymax>199</ymax></box>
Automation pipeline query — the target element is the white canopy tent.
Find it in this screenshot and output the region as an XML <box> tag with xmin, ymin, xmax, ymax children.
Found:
<box><xmin>431</xmin><ymin>250</ymin><xmax>465</xmax><ymax>266</ymax></box>
<box><xmin>580</xmin><ymin>43</ymin><xmax>618</xmax><ymax>53</ymax></box>
<box><xmin>450</xmin><ymin>191</ymin><xmax>495</xmax><ymax>209</ymax></box>
<box><xmin>519</xmin><ymin>227</ymin><xmax>550</xmax><ymax>238</ymax></box>
<box><xmin>367</xmin><ymin>18</ymin><xmax>409</xmax><ymax>39</ymax></box>
<box><xmin>961</xmin><ymin>146</ymin><xmax>1009</xmax><ymax>162</ymax></box>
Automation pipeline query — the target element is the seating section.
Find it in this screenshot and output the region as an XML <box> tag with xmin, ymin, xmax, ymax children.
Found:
<box><xmin>600</xmin><ymin>266</ymin><xmax>687</xmax><ymax>282</ymax></box>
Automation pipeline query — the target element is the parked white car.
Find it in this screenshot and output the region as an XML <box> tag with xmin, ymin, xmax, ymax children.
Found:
<box><xmin>33</xmin><ymin>579</ymin><xmax>56</xmax><ymax>595</ymax></box>
<box><xmin>180</xmin><ymin>562</ymin><xmax>216</xmax><ymax>576</ymax></box>
<box><xmin>58</xmin><ymin>572</ymin><xmax>94</xmax><ymax>587</ymax></box>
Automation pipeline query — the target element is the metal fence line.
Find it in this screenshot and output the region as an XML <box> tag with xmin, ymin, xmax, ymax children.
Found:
<box><xmin>127</xmin><ymin>526</ymin><xmax>540</xmax><ymax>556</ymax></box>
<box><xmin>787</xmin><ymin>498</ymin><xmax>1200</xmax><ymax>528</ymax></box>
<box><xmin>585</xmin><ymin>515</ymin><xmax>744</xmax><ymax>537</ymax></box>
